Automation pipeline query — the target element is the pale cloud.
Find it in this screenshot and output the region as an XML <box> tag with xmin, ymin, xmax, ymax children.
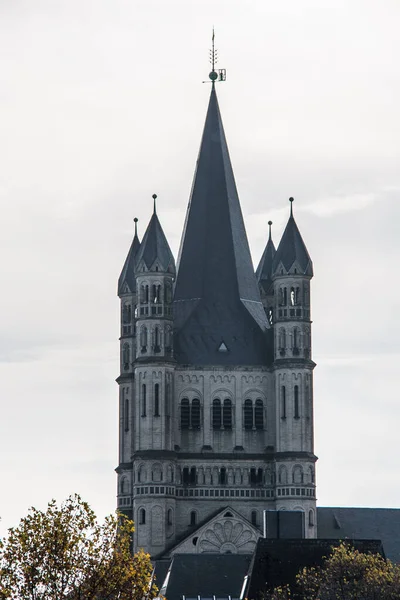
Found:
<box><xmin>302</xmin><ymin>193</ymin><xmax>377</xmax><ymax>217</ymax></box>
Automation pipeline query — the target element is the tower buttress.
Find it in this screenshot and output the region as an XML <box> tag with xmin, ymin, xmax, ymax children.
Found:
<box><xmin>130</xmin><ymin>198</ymin><xmax>177</xmax><ymax>555</ymax></box>
<box><xmin>271</xmin><ymin>198</ymin><xmax>317</xmax><ymax>537</ymax></box>
<box><xmin>116</xmin><ymin>218</ymin><xmax>141</xmax><ymax>522</ymax></box>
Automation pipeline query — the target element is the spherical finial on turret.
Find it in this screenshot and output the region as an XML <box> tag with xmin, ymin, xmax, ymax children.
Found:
<box><xmin>289</xmin><ymin>197</ymin><xmax>294</xmax><ymax>217</ymax></box>
<box><xmin>152</xmin><ymin>194</ymin><xmax>157</xmax><ymax>214</ymax></box>
<box><xmin>209</xmin><ymin>70</ymin><xmax>218</xmax><ymax>81</ymax></box>
<box><xmin>268</xmin><ymin>220</ymin><xmax>273</xmax><ymax>240</ymax></box>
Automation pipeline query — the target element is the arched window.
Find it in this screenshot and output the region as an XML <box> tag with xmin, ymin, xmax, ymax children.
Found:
<box><xmin>120</xmin><ymin>477</ymin><xmax>127</xmax><ymax>494</ymax></box>
<box><xmin>309</xmin><ymin>466</ymin><xmax>315</xmax><ymax>484</ymax></box>
<box><xmin>279</xmin><ymin>328</ymin><xmax>286</xmax><ymax>355</ymax></box>
<box><xmin>212</xmin><ymin>399</ymin><xmax>222</xmax><ymax>429</ymax></box>
<box><xmin>167</xmin><ymin>509</ymin><xmax>173</xmax><ymax>526</ymax></box>
<box><xmin>220</xmin><ymin>467</ymin><xmax>226</xmax><ymax>485</ymax></box>
<box><xmin>244</xmin><ymin>399</ymin><xmax>253</xmax><ymax>430</ymax></box>
<box><xmin>223</xmin><ymin>399</ymin><xmax>232</xmax><ymax>429</ymax></box>
<box><xmin>293</xmin><ymin>327</ymin><xmax>300</xmax><ymax>354</ymax></box>
<box><xmin>152</xmin><ymin>284</ymin><xmax>161</xmax><ymax>303</ymax></box>
<box><xmin>279</xmin><ymin>287</ymin><xmax>288</xmax><ymax>306</ymax></box>
<box><xmin>122</xmin><ymin>304</ymin><xmax>131</xmax><ymax>324</ymax></box>
<box><xmin>141</xmin><ymin>384</ymin><xmax>147</xmax><ymax>417</ymax></box>
<box><xmin>181</xmin><ymin>398</ymin><xmax>190</xmax><ymax>429</ymax></box>
<box><xmin>251</xmin><ymin>510</ymin><xmax>258</xmax><ymax>526</ymax></box>
<box><xmin>290</xmin><ymin>286</ymin><xmax>300</xmax><ymax>306</ymax></box>
<box><xmin>278</xmin><ymin>465</ymin><xmax>288</xmax><ymax>485</ymax></box>
<box><xmin>191</xmin><ymin>399</ymin><xmax>201</xmax><ymax>429</ymax></box>
<box><xmin>154</xmin><ymin>384</ymin><xmax>160</xmax><ymax>417</ymax></box>
<box><xmin>122</xmin><ymin>344</ymin><xmax>130</xmax><ymax>371</ymax></box>
<box><xmin>294</xmin><ymin>385</ymin><xmax>300</xmax><ymax>419</ymax></box>
<box><xmin>165</xmin><ymin>326</ymin><xmax>172</xmax><ymax>350</ymax></box>
<box><xmin>139</xmin><ymin>508</ymin><xmax>146</xmax><ymax>525</ymax></box>
<box><xmin>190</xmin><ymin>511</ymin><xmax>197</xmax><ymax>526</ymax></box>
<box><xmin>309</xmin><ymin>509</ymin><xmax>314</xmax><ymax>527</ymax></box>
<box><xmin>154</xmin><ymin>327</ymin><xmax>161</xmax><ymax>352</ymax></box>
<box><xmin>293</xmin><ymin>465</ymin><xmax>303</xmax><ymax>484</ymax></box>
<box><xmin>124</xmin><ymin>398</ymin><xmax>129</xmax><ymax>431</ymax></box>
<box><xmin>140</xmin><ymin>327</ymin><xmax>148</xmax><ymax>352</ymax></box>
<box><xmin>164</xmin><ymin>282</ymin><xmax>172</xmax><ymax>304</ymax></box>
<box><xmin>254</xmin><ymin>399</ymin><xmax>264</xmax><ymax>430</ymax></box>
<box><xmin>281</xmin><ymin>386</ymin><xmax>286</xmax><ymax>419</ymax></box>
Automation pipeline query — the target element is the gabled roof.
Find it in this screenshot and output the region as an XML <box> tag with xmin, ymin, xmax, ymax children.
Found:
<box><xmin>256</xmin><ymin>221</ymin><xmax>276</xmax><ymax>293</ymax></box>
<box><xmin>135</xmin><ymin>209</ymin><xmax>175</xmax><ymax>273</ymax></box>
<box><xmin>318</xmin><ymin>507</ymin><xmax>400</xmax><ymax>564</ymax></box>
<box><xmin>117</xmin><ymin>220</ymin><xmax>140</xmax><ymax>295</ymax></box>
<box><xmin>160</xmin><ymin>505</ymin><xmax>260</xmax><ymax>558</ymax></box>
<box><xmin>158</xmin><ymin>553</ymin><xmax>251</xmax><ymax>600</ymax></box>
<box><xmin>272</xmin><ymin>200</ymin><xmax>313</xmax><ymax>277</ymax></box>
<box><xmin>173</xmin><ymin>85</ymin><xmax>270</xmax><ymax>366</ymax></box>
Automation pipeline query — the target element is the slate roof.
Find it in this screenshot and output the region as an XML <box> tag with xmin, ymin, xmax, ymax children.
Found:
<box><xmin>246</xmin><ymin>538</ymin><xmax>384</xmax><ymax>599</ymax></box>
<box><xmin>256</xmin><ymin>221</ymin><xmax>276</xmax><ymax>293</ymax></box>
<box><xmin>173</xmin><ymin>84</ymin><xmax>270</xmax><ymax>366</ymax></box>
<box><xmin>272</xmin><ymin>203</ymin><xmax>313</xmax><ymax>276</ymax></box>
<box><xmin>135</xmin><ymin>209</ymin><xmax>175</xmax><ymax>273</ymax></box>
<box><xmin>158</xmin><ymin>553</ymin><xmax>251</xmax><ymax>600</ymax></box>
<box><xmin>117</xmin><ymin>224</ymin><xmax>140</xmax><ymax>295</ymax></box>
<box><xmin>318</xmin><ymin>506</ymin><xmax>400</xmax><ymax>564</ymax></box>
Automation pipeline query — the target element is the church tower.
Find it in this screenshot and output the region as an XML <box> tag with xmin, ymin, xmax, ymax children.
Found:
<box><xmin>116</xmin><ymin>59</ymin><xmax>317</xmax><ymax>556</ymax></box>
<box><xmin>257</xmin><ymin>198</ymin><xmax>317</xmax><ymax>535</ymax></box>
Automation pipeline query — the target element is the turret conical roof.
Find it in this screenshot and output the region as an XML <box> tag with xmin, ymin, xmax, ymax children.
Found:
<box><xmin>272</xmin><ymin>201</ymin><xmax>313</xmax><ymax>276</ymax></box>
<box><xmin>173</xmin><ymin>85</ymin><xmax>269</xmax><ymax>366</ymax></box>
<box><xmin>256</xmin><ymin>221</ymin><xmax>276</xmax><ymax>293</ymax></box>
<box><xmin>118</xmin><ymin>222</ymin><xmax>141</xmax><ymax>295</ymax></box>
<box><xmin>135</xmin><ymin>209</ymin><xmax>175</xmax><ymax>273</ymax></box>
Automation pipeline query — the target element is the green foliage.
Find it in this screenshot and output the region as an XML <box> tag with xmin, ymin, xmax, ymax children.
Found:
<box><xmin>0</xmin><ymin>494</ymin><xmax>157</xmax><ymax>600</ymax></box>
<box><xmin>263</xmin><ymin>542</ymin><xmax>400</xmax><ymax>600</ymax></box>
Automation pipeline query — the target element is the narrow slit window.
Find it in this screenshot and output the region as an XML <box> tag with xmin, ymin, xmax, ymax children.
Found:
<box><xmin>244</xmin><ymin>399</ymin><xmax>253</xmax><ymax>430</ymax></box>
<box><xmin>223</xmin><ymin>399</ymin><xmax>232</xmax><ymax>429</ymax></box>
<box><xmin>124</xmin><ymin>398</ymin><xmax>129</xmax><ymax>431</ymax></box>
<box><xmin>255</xmin><ymin>399</ymin><xmax>264</xmax><ymax>430</ymax></box>
<box><xmin>251</xmin><ymin>510</ymin><xmax>257</xmax><ymax>526</ymax></box>
<box><xmin>212</xmin><ymin>399</ymin><xmax>222</xmax><ymax>429</ymax></box>
<box><xmin>282</xmin><ymin>386</ymin><xmax>286</xmax><ymax>418</ymax></box>
<box><xmin>142</xmin><ymin>384</ymin><xmax>146</xmax><ymax>417</ymax></box>
<box><xmin>139</xmin><ymin>508</ymin><xmax>146</xmax><ymax>525</ymax></box>
<box><xmin>191</xmin><ymin>399</ymin><xmax>201</xmax><ymax>430</ymax></box>
<box><xmin>154</xmin><ymin>384</ymin><xmax>160</xmax><ymax>416</ymax></box>
<box><xmin>294</xmin><ymin>385</ymin><xmax>300</xmax><ymax>419</ymax></box>
<box><xmin>181</xmin><ymin>398</ymin><xmax>190</xmax><ymax>429</ymax></box>
<box><xmin>220</xmin><ymin>467</ymin><xmax>227</xmax><ymax>485</ymax></box>
<box><xmin>190</xmin><ymin>511</ymin><xmax>197</xmax><ymax>526</ymax></box>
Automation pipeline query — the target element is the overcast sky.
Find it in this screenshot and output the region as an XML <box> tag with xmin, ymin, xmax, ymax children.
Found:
<box><xmin>0</xmin><ymin>0</ymin><xmax>399</xmax><ymax>535</ymax></box>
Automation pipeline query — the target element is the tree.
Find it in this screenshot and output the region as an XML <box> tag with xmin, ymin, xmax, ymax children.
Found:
<box><xmin>0</xmin><ymin>494</ymin><xmax>157</xmax><ymax>600</ymax></box>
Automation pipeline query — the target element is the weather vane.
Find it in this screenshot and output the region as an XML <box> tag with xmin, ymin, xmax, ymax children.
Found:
<box><xmin>203</xmin><ymin>29</ymin><xmax>226</xmax><ymax>84</ymax></box>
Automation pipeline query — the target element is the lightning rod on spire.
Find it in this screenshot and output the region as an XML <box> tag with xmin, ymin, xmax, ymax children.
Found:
<box><xmin>203</xmin><ymin>29</ymin><xmax>226</xmax><ymax>84</ymax></box>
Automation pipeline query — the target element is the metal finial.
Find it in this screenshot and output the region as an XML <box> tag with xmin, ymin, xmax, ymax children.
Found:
<box><xmin>152</xmin><ymin>193</ymin><xmax>157</xmax><ymax>214</ymax></box>
<box><xmin>289</xmin><ymin>197</ymin><xmax>294</xmax><ymax>217</ymax></box>
<box><xmin>134</xmin><ymin>217</ymin><xmax>138</xmax><ymax>236</ymax></box>
<box><xmin>204</xmin><ymin>29</ymin><xmax>226</xmax><ymax>84</ymax></box>
<box><xmin>268</xmin><ymin>220</ymin><xmax>273</xmax><ymax>240</ymax></box>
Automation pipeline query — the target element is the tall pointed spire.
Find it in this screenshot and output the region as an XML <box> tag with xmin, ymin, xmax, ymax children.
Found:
<box><xmin>118</xmin><ymin>218</ymin><xmax>141</xmax><ymax>295</ymax></box>
<box><xmin>256</xmin><ymin>220</ymin><xmax>276</xmax><ymax>293</ymax></box>
<box><xmin>174</xmin><ymin>86</ymin><xmax>269</xmax><ymax>365</ymax></box>
<box><xmin>273</xmin><ymin>197</ymin><xmax>313</xmax><ymax>276</ymax></box>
